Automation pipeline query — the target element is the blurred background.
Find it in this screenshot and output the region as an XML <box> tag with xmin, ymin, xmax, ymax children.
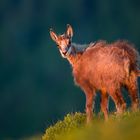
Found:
<box><xmin>0</xmin><ymin>0</ymin><xmax>140</xmax><ymax>139</ymax></box>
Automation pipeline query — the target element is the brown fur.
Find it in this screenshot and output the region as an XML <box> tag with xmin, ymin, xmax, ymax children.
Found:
<box><xmin>50</xmin><ymin>25</ymin><xmax>140</xmax><ymax>123</ymax></box>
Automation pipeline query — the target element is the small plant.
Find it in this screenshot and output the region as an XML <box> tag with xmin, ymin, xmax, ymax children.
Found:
<box><xmin>42</xmin><ymin>112</ymin><xmax>86</xmax><ymax>140</ymax></box>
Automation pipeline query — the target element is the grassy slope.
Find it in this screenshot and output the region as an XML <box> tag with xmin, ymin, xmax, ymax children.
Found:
<box><xmin>42</xmin><ymin>111</ymin><xmax>140</xmax><ymax>140</ymax></box>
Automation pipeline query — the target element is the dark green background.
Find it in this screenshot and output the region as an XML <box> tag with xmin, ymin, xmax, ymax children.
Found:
<box><xmin>0</xmin><ymin>0</ymin><xmax>140</xmax><ymax>139</ymax></box>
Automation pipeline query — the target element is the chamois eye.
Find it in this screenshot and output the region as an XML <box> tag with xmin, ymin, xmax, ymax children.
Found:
<box><xmin>56</xmin><ymin>44</ymin><xmax>60</xmax><ymax>48</ymax></box>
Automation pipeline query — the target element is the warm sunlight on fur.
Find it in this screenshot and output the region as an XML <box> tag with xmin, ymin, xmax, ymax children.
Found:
<box><xmin>50</xmin><ymin>24</ymin><xmax>140</xmax><ymax>123</ymax></box>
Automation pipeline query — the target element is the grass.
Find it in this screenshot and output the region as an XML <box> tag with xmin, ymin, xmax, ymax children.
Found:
<box><xmin>42</xmin><ymin>111</ymin><xmax>140</xmax><ymax>140</ymax></box>
<box><xmin>42</xmin><ymin>112</ymin><xmax>86</xmax><ymax>140</ymax></box>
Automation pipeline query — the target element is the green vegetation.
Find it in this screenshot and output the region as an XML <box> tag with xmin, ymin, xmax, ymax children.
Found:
<box><xmin>42</xmin><ymin>111</ymin><xmax>140</xmax><ymax>140</ymax></box>
<box><xmin>42</xmin><ymin>112</ymin><xmax>86</xmax><ymax>140</ymax></box>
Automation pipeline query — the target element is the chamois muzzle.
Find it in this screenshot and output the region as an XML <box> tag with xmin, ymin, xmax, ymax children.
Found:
<box><xmin>60</xmin><ymin>42</ymin><xmax>72</xmax><ymax>56</ymax></box>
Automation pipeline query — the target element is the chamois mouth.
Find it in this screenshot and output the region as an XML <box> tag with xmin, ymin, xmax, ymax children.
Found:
<box><xmin>59</xmin><ymin>50</ymin><xmax>67</xmax><ymax>58</ymax></box>
<box><xmin>62</xmin><ymin>51</ymin><xmax>67</xmax><ymax>55</ymax></box>
<box><xmin>62</xmin><ymin>50</ymin><xmax>68</xmax><ymax>57</ymax></box>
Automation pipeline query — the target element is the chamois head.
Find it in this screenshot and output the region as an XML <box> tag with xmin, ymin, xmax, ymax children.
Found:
<box><xmin>50</xmin><ymin>24</ymin><xmax>73</xmax><ymax>58</ymax></box>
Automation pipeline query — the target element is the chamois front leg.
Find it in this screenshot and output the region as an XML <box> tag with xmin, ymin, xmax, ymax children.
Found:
<box><xmin>85</xmin><ymin>92</ymin><xmax>95</xmax><ymax>123</ymax></box>
<box><xmin>81</xmin><ymin>85</ymin><xmax>95</xmax><ymax>124</ymax></box>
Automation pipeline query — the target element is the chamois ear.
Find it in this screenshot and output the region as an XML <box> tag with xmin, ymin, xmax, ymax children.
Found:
<box><xmin>66</xmin><ymin>24</ymin><xmax>73</xmax><ymax>38</ymax></box>
<box><xmin>50</xmin><ymin>29</ymin><xmax>58</xmax><ymax>42</ymax></box>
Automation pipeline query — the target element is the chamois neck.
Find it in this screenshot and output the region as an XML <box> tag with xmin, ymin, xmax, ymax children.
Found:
<box><xmin>65</xmin><ymin>43</ymin><xmax>89</xmax><ymax>66</ymax></box>
<box><xmin>66</xmin><ymin>52</ymin><xmax>82</xmax><ymax>66</ymax></box>
<box><xmin>65</xmin><ymin>42</ymin><xmax>96</xmax><ymax>66</ymax></box>
<box><xmin>71</xmin><ymin>43</ymin><xmax>89</xmax><ymax>52</ymax></box>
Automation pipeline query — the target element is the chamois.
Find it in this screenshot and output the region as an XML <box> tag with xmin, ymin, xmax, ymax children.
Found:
<box><xmin>50</xmin><ymin>24</ymin><xmax>139</xmax><ymax>123</ymax></box>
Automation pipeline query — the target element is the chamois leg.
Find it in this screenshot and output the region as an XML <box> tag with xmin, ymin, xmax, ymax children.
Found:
<box><xmin>82</xmin><ymin>85</ymin><xmax>95</xmax><ymax>123</ymax></box>
<box><xmin>130</xmin><ymin>87</ymin><xmax>139</xmax><ymax>111</ymax></box>
<box><xmin>100</xmin><ymin>91</ymin><xmax>109</xmax><ymax>121</ymax></box>
<box><xmin>109</xmin><ymin>89</ymin><xmax>123</xmax><ymax>114</ymax></box>
<box><xmin>85</xmin><ymin>91</ymin><xmax>95</xmax><ymax>123</ymax></box>
<box><xmin>126</xmin><ymin>73</ymin><xmax>139</xmax><ymax>110</ymax></box>
<box><xmin>129</xmin><ymin>88</ymin><xmax>139</xmax><ymax>111</ymax></box>
<box><xmin>116</xmin><ymin>90</ymin><xmax>126</xmax><ymax>112</ymax></box>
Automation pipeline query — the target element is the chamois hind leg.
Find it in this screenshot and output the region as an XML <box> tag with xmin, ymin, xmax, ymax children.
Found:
<box><xmin>109</xmin><ymin>88</ymin><xmax>123</xmax><ymax>114</ymax></box>
<box><xmin>126</xmin><ymin>72</ymin><xmax>139</xmax><ymax>111</ymax></box>
<box><xmin>100</xmin><ymin>90</ymin><xmax>109</xmax><ymax>121</ymax></box>
<box><xmin>82</xmin><ymin>84</ymin><xmax>95</xmax><ymax>123</ymax></box>
<box><xmin>116</xmin><ymin>90</ymin><xmax>126</xmax><ymax>112</ymax></box>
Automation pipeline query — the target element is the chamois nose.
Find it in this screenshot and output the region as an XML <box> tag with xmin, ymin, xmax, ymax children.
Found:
<box><xmin>61</xmin><ymin>46</ymin><xmax>69</xmax><ymax>54</ymax></box>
